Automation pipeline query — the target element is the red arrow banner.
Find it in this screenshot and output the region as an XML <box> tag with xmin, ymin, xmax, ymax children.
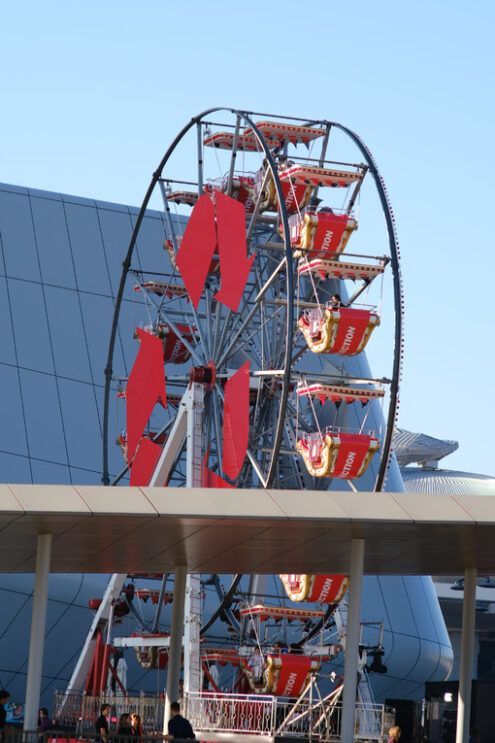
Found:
<box><xmin>126</xmin><ymin>328</ymin><xmax>167</xmax><ymax>463</ymax></box>
<box><xmin>222</xmin><ymin>361</ymin><xmax>250</xmax><ymax>480</ymax></box>
<box><xmin>213</xmin><ymin>191</ymin><xmax>256</xmax><ymax>312</ymax></box>
<box><xmin>175</xmin><ymin>194</ymin><xmax>217</xmax><ymax>309</ymax></box>
<box><xmin>130</xmin><ymin>437</ymin><xmax>163</xmax><ymax>486</ymax></box>
<box><xmin>202</xmin><ymin>451</ymin><xmax>235</xmax><ymax>488</ymax></box>
<box><xmin>175</xmin><ymin>190</ymin><xmax>255</xmax><ymax>312</ymax></box>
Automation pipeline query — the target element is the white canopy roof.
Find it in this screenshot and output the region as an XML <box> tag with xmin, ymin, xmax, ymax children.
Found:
<box><xmin>1</xmin><ymin>484</ymin><xmax>494</xmax><ymax>575</ymax></box>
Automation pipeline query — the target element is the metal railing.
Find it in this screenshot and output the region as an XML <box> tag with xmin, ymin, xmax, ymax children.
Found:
<box><xmin>185</xmin><ymin>690</ymin><xmax>387</xmax><ymax>741</ymax></box>
<box><xmin>186</xmin><ymin>691</ymin><xmax>275</xmax><ymax>736</ymax></box>
<box><xmin>48</xmin><ymin>689</ymin><xmax>387</xmax><ymax>742</ymax></box>
<box><xmin>4</xmin><ymin>733</ymin><xmax>163</xmax><ymax>743</ymax></box>
<box><xmin>52</xmin><ymin>691</ymin><xmax>85</xmax><ymax>728</ymax></box>
<box><xmin>53</xmin><ymin>691</ymin><xmax>164</xmax><ymax>735</ymax></box>
<box><xmin>4</xmin><ymin>732</ymin><xmax>39</xmax><ymax>743</ymax></box>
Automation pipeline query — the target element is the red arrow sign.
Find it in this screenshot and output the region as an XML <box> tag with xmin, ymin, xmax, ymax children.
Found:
<box><xmin>213</xmin><ymin>191</ymin><xmax>255</xmax><ymax>312</ymax></box>
<box><xmin>126</xmin><ymin>328</ymin><xmax>167</xmax><ymax>463</ymax></box>
<box><xmin>202</xmin><ymin>455</ymin><xmax>235</xmax><ymax>488</ymax></box>
<box><xmin>222</xmin><ymin>361</ymin><xmax>250</xmax><ymax>480</ymax></box>
<box><xmin>175</xmin><ymin>190</ymin><xmax>255</xmax><ymax>312</ymax></box>
<box><xmin>130</xmin><ymin>437</ymin><xmax>163</xmax><ymax>486</ymax></box>
<box><xmin>175</xmin><ymin>194</ymin><xmax>217</xmax><ymax>309</ymax></box>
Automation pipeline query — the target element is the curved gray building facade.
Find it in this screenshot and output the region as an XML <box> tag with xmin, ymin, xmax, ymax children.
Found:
<box><xmin>0</xmin><ymin>181</ymin><xmax>452</xmax><ymax>706</ymax></box>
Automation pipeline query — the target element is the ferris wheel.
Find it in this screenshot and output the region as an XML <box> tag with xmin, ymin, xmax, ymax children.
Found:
<box><xmin>84</xmin><ymin>109</ymin><xmax>404</xmax><ymax>705</ymax></box>
<box><xmin>102</xmin><ymin>108</ymin><xmax>402</xmax><ymax>496</ymax></box>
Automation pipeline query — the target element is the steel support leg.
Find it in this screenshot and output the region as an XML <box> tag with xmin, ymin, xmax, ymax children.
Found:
<box><xmin>183</xmin><ymin>575</ymin><xmax>201</xmax><ymax>696</ymax></box>
<box><xmin>183</xmin><ymin>384</ymin><xmax>203</xmax><ymax>697</ymax></box>
<box><xmin>164</xmin><ymin>564</ymin><xmax>187</xmax><ymax>732</ymax></box>
<box><xmin>341</xmin><ymin>538</ymin><xmax>365</xmax><ymax>743</ymax></box>
<box><xmin>23</xmin><ymin>533</ymin><xmax>52</xmax><ymax>732</ymax></box>
<box><xmin>455</xmin><ymin>568</ymin><xmax>477</xmax><ymax>743</ymax></box>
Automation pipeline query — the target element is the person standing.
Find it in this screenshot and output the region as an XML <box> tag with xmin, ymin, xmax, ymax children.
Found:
<box><xmin>95</xmin><ymin>704</ymin><xmax>111</xmax><ymax>743</ymax></box>
<box><xmin>117</xmin><ymin>713</ymin><xmax>132</xmax><ymax>738</ymax></box>
<box><xmin>249</xmin><ymin>647</ymin><xmax>264</xmax><ymax>685</ymax></box>
<box><xmin>166</xmin><ymin>702</ymin><xmax>194</xmax><ymax>740</ymax></box>
<box><xmin>0</xmin><ymin>691</ymin><xmax>11</xmax><ymax>743</ymax></box>
<box><xmin>38</xmin><ymin>708</ymin><xmax>52</xmax><ymax>734</ymax></box>
<box><xmin>130</xmin><ymin>713</ymin><xmax>143</xmax><ymax>743</ymax></box>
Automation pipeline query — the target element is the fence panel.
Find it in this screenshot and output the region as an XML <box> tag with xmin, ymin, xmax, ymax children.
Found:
<box><xmin>51</xmin><ymin>690</ymin><xmax>386</xmax><ymax>742</ymax></box>
<box><xmin>186</xmin><ymin>691</ymin><xmax>274</xmax><ymax>736</ymax></box>
<box><xmin>53</xmin><ymin>692</ymin><xmax>164</xmax><ymax>735</ymax></box>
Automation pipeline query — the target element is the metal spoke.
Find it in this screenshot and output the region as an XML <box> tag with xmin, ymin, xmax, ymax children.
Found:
<box><xmin>216</xmin><ymin>258</ymin><xmax>287</xmax><ymax>369</ymax></box>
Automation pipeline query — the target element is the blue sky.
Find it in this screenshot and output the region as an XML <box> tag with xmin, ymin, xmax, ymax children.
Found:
<box><xmin>1</xmin><ymin>0</ymin><xmax>494</xmax><ymax>476</ymax></box>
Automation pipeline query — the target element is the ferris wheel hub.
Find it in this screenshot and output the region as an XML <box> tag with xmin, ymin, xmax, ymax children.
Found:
<box><xmin>188</xmin><ymin>360</ymin><xmax>216</xmax><ymax>391</ymax></box>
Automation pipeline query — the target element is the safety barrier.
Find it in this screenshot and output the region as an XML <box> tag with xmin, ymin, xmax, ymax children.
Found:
<box><xmin>4</xmin><ymin>734</ymin><xmax>161</xmax><ymax>743</ymax></box>
<box><xmin>44</xmin><ymin>690</ymin><xmax>387</xmax><ymax>742</ymax></box>
<box><xmin>4</xmin><ymin>732</ymin><xmax>39</xmax><ymax>743</ymax></box>
<box><xmin>52</xmin><ymin>691</ymin><xmax>164</xmax><ymax>735</ymax></box>
<box><xmin>185</xmin><ymin>691</ymin><xmax>387</xmax><ymax>741</ymax></box>
<box><xmin>186</xmin><ymin>691</ymin><xmax>275</xmax><ymax>736</ymax></box>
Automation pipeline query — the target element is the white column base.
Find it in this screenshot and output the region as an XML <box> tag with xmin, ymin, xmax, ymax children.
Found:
<box><xmin>23</xmin><ymin>534</ymin><xmax>52</xmax><ymax>732</ymax></box>
<box><xmin>341</xmin><ymin>538</ymin><xmax>365</xmax><ymax>743</ymax></box>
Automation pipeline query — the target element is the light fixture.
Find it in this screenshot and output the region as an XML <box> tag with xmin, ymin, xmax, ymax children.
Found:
<box><xmin>367</xmin><ymin>649</ymin><xmax>388</xmax><ymax>674</ymax></box>
<box><xmin>450</xmin><ymin>579</ymin><xmax>464</xmax><ymax>591</ymax></box>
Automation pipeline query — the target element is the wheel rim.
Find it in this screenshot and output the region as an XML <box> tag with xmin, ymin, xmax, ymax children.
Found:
<box><xmin>103</xmin><ymin>109</ymin><xmax>402</xmax><ymax>495</ymax></box>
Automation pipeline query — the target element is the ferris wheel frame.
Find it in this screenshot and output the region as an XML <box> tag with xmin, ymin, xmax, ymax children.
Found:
<box><xmin>101</xmin><ymin>108</ymin><xmax>403</xmax><ymax>493</ymax></box>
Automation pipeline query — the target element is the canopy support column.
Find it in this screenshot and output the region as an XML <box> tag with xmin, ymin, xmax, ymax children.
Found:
<box><xmin>455</xmin><ymin>567</ymin><xmax>477</xmax><ymax>743</ymax></box>
<box><xmin>341</xmin><ymin>538</ymin><xmax>365</xmax><ymax>743</ymax></box>
<box><xmin>155</xmin><ymin>384</ymin><xmax>204</xmax><ymax>731</ymax></box>
<box><xmin>23</xmin><ymin>533</ymin><xmax>52</xmax><ymax>732</ymax></box>
<box><xmin>163</xmin><ymin>564</ymin><xmax>187</xmax><ymax>732</ymax></box>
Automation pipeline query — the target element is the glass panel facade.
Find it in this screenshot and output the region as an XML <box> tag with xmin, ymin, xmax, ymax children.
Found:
<box><xmin>9</xmin><ymin>280</ymin><xmax>54</xmax><ymax>374</ymax></box>
<box><xmin>0</xmin><ymin>276</ymin><xmax>16</xmax><ymax>363</ymax></box>
<box><xmin>63</xmin><ymin>200</ymin><xmax>113</xmax><ymax>295</ymax></box>
<box><xmin>0</xmin><ymin>451</ymin><xmax>32</xmax><ymax>483</ymax></box>
<box><xmin>0</xmin><ymin>182</ymin><xmax>177</xmax><ymax>485</ymax></box>
<box><xmin>30</xmin><ymin>194</ymin><xmax>77</xmax><ymax>289</ymax></box>
<box><xmin>20</xmin><ymin>370</ymin><xmax>68</xmax><ymax>465</ymax></box>
<box><xmin>0</xmin><ymin>188</ymin><xmax>41</xmax><ymax>281</ymax></box>
<box><xmin>0</xmin><ymin>365</ymin><xmax>29</xmax><ymax>455</ymax></box>
<box><xmin>58</xmin><ymin>378</ymin><xmax>102</xmax><ymax>473</ymax></box>
<box><xmin>96</xmin><ymin>205</ymin><xmax>135</xmax><ymax>294</ymax></box>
